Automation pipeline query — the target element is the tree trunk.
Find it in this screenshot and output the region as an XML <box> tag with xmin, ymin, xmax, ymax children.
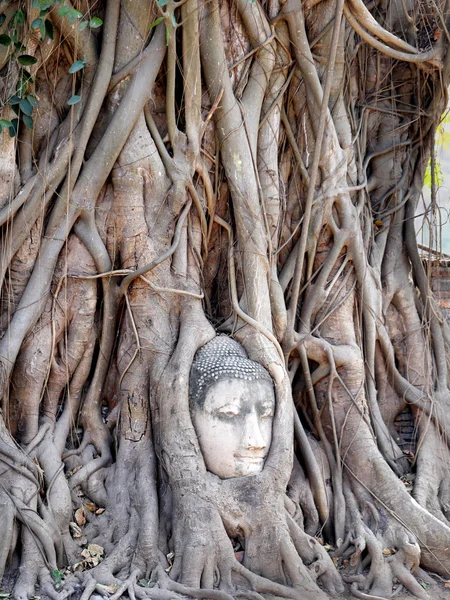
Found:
<box><xmin>0</xmin><ymin>0</ymin><xmax>449</xmax><ymax>599</ymax></box>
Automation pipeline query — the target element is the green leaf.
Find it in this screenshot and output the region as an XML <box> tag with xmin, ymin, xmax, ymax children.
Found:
<box><xmin>7</xmin><ymin>95</ymin><xmax>21</xmax><ymax>105</ymax></box>
<box><xmin>67</xmin><ymin>94</ymin><xmax>81</xmax><ymax>105</ymax></box>
<box><xmin>17</xmin><ymin>55</ymin><xmax>38</xmax><ymax>66</ymax></box>
<box><xmin>27</xmin><ymin>95</ymin><xmax>40</xmax><ymax>107</ymax></box>
<box><xmin>89</xmin><ymin>17</ymin><xmax>103</xmax><ymax>28</ymax></box>
<box><xmin>36</xmin><ymin>0</ymin><xmax>54</xmax><ymax>9</ymax></box>
<box><xmin>78</xmin><ymin>20</ymin><xmax>88</xmax><ymax>31</ymax></box>
<box><xmin>58</xmin><ymin>6</ymin><xmax>70</xmax><ymax>17</ymax></box>
<box><xmin>67</xmin><ymin>9</ymin><xmax>83</xmax><ymax>23</ymax></box>
<box><xmin>31</xmin><ymin>18</ymin><xmax>42</xmax><ymax>29</ymax></box>
<box><xmin>19</xmin><ymin>98</ymin><xmax>33</xmax><ymax>116</ymax></box>
<box><xmin>45</xmin><ymin>19</ymin><xmax>54</xmax><ymax>39</ymax></box>
<box><xmin>0</xmin><ymin>14</ymin><xmax>6</xmax><ymax>27</ymax></box>
<box><xmin>424</xmin><ymin>157</ymin><xmax>443</xmax><ymax>189</ymax></box>
<box><xmin>20</xmin><ymin>69</ymin><xmax>33</xmax><ymax>82</ymax></box>
<box><xmin>149</xmin><ymin>17</ymin><xmax>164</xmax><ymax>29</ymax></box>
<box><xmin>68</xmin><ymin>58</ymin><xmax>86</xmax><ymax>73</ymax></box>
<box><xmin>14</xmin><ymin>10</ymin><xmax>25</xmax><ymax>26</ymax></box>
<box><xmin>40</xmin><ymin>18</ymin><xmax>46</xmax><ymax>39</ymax></box>
<box><xmin>14</xmin><ymin>40</ymin><xmax>26</xmax><ymax>51</ymax></box>
<box><xmin>22</xmin><ymin>114</ymin><xmax>33</xmax><ymax>129</ymax></box>
<box><xmin>9</xmin><ymin>118</ymin><xmax>19</xmax><ymax>137</ymax></box>
<box><xmin>51</xmin><ymin>569</ymin><xmax>64</xmax><ymax>585</ymax></box>
<box><xmin>0</xmin><ymin>34</ymin><xmax>12</xmax><ymax>46</ymax></box>
<box><xmin>158</xmin><ymin>0</ymin><xmax>169</xmax><ymax>5</ymax></box>
<box><xmin>0</xmin><ymin>119</ymin><xmax>13</xmax><ymax>128</ymax></box>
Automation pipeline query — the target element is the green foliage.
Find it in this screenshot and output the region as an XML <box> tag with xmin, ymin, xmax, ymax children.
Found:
<box><xmin>149</xmin><ymin>17</ymin><xmax>164</xmax><ymax>28</ymax></box>
<box><xmin>33</xmin><ymin>0</ymin><xmax>55</xmax><ymax>9</ymax></box>
<box><xmin>68</xmin><ymin>57</ymin><xmax>87</xmax><ymax>74</ymax></box>
<box><xmin>51</xmin><ymin>569</ymin><xmax>64</xmax><ymax>590</ymax></box>
<box><xmin>423</xmin><ymin>110</ymin><xmax>450</xmax><ymax>190</ymax></box>
<box><xmin>19</xmin><ymin>97</ymin><xmax>33</xmax><ymax>116</ymax></box>
<box><xmin>424</xmin><ymin>159</ymin><xmax>443</xmax><ymax>189</ymax></box>
<box><xmin>67</xmin><ymin>95</ymin><xmax>81</xmax><ymax>105</ymax></box>
<box><xmin>0</xmin><ymin>0</ymin><xmax>99</xmax><ymax>137</ymax></box>
<box><xmin>0</xmin><ymin>34</ymin><xmax>12</xmax><ymax>46</ymax></box>
<box><xmin>17</xmin><ymin>54</ymin><xmax>37</xmax><ymax>65</ymax></box>
<box><xmin>89</xmin><ymin>17</ymin><xmax>103</xmax><ymax>28</ymax></box>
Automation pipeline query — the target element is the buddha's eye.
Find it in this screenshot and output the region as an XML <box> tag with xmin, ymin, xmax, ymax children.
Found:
<box><xmin>217</xmin><ymin>406</ymin><xmax>240</xmax><ymax>418</ymax></box>
<box><xmin>260</xmin><ymin>408</ymin><xmax>274</xmax><ymax>419</ymax></box>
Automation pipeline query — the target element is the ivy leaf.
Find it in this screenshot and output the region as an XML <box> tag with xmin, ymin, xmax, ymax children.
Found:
<box><xmin>0</xmin><ymin>14</ymin><xmax>6</xmax><ymax>27</ymax></box>
<box><xmin>14</xmin><ymin>40</ymin><xmax>26</xmax><ymax>51</ymax></box>
<box><xmin>0</xmin><ymin>119</ymin><xmax>13</xmax><ymax>134</ymax></box>
<box><xmin>40</xmin><ymin>18</ymin><xmax>46</xmax><ymax>40</ymax></box>
<box><xmin>0</xmin><ymin>34</ymin><xmax>12</xmax><ymax>46</ymax></box>
<box><xmin>78</xmin><ymin>20</ymin><xmax>88</xmax><ymax>31</ymax></box>
<box><xmin>158</xmin><ymin>0</ymin><xmax>169</xmax><ymax>5</ymax></box>
<box><xmin>51</xmin><ymin>570</ymin><xmax>64</xmax><ymax>585</ymax></box>
<box><xmin>45</xmin><ymin>20</ymin><xmax>54</xmax><ymax>39</ymax></box>
<box><xmin>22</xmin><ymin>114</ymin><xmax>33</xmax><ymax>130</ymax></box>
<box><xmin>67</xmin><ymin>9</ymin><xmax>83</xmax><ymax>23</ymax></box>
<box><xmin>58</xmin><ymin>6</ymin><xmax>71</xmax><ymax>17</ymax></box>
<box><xmin>33</xmin><ymin>0</ymin><xmax>54</xmax><ymax>9</ymax></box>
<box><xmin>149</xmin><ymin>17</ymin><xmax>164</xmax><ymax>29</ymax></box>
<box><xmin>14</xmin><ymin>10</ymin><xmax>25</xmax><ymax>26</ymax></box>
<box><xmin>17</xmin><ymin>55</ymin><xmax>38</xmax><ymax>66</ymax></box>
<box><xmin>31</xmin><ymin>18</ymin><xmax>42</xmax><ymax>29</ymax></box>
<box><xmin>67</xmin><ymin>94</ymin><xmax>81</xmax><ymax>105</ymax></box>
<box><xmin>19</xmin><ymin>98</ymin><xmax>33</xmax><ymax>116</ymax></box>
<box><xmin>7</xmin><ymin>95</ymin><xmax>21</xmax><ymax>105</ymax></box>
<box><xmin>68</xmin><ymin>57</ymin><xmax>86</xmax><ymax>73</ymax></box>
<box><xmin>27</xmin><ymin>95</ymin><xmax>40</xmax><ymax>107</ymax></box>
<box><xmin>9</xmin><ymin>118</ymin><xmax>19</xmax><ymax>137</ymax></box>
<box><xmin>20</xmin><ymin>69</ymin><xmax>33</xmax><ymax>82</ymax></box>
<box><xmin>89</xmin><ymin>17</ymin><xmax>103</xmax><ymax>28</ymax></box>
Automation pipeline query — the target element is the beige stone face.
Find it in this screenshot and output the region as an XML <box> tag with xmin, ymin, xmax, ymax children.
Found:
<box><xmin>191</xmin><ymin>378</ymin><xmax>275</xmax><ymax>479</ymax></box>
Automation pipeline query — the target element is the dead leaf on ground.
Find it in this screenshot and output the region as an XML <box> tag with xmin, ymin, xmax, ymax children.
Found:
<box><xmin>95</xmin><ymin>508</ymin><xmax>105</xmax><ymax>515</ymax></box>
<box><xmin>444</xmin><ymin>581</ymin><xmax>450</xmax><ymax>588</ymax></box>
<box><xmin>75</xmin><ymin>507</ymin><xmax>86</xmax><ymax>526</ymax></box>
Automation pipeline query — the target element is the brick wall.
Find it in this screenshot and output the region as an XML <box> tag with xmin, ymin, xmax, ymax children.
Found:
<box><xmin>427</xmin><ymin>259</ymin><xmax>450</xmax><ymax>319</ymax></box>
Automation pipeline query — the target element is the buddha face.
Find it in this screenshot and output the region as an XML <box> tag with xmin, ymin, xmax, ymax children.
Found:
<box><xmin>191</xmin><ymin>377</ymin><xmax>275</xmax><ymax>479</ymax></box>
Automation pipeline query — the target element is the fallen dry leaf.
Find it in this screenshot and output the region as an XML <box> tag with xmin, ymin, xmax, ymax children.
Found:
<box><xmin>75</xmin><ymin>507</ymin><xmax>86</xmax><ymax>526</ymax></box>
<box><xmin>88</xmin><ymin>544</ymin><xmax>104</xmax><ymax>556</ymax></box>
<box><xmin>95</xmin><ymin>508</ymin><xmax>105</xmax><ymax>515</ymax></box>
<box><xmin>85</xmin><ymin>503</ymin><xmax>96</xmax><ymax>513</ymax></box>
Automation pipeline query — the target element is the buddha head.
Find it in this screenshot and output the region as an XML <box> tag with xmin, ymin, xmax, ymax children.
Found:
<box><xmin>189</xmin><ymin>336</ymin><xmax>275</xmax><ymax>479</ymax></box>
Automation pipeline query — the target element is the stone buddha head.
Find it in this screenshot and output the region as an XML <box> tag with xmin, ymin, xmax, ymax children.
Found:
<box><xmin>189</xmin><ymin>336</ymin><xmax>275</xmax><ymax>479</ymax></box>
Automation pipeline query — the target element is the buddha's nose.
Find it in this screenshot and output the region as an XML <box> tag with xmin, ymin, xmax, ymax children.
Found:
<box><xmin>243</xmin><ymin>411</ymin><xmax>266</xmax><ymax>451</ymax></box>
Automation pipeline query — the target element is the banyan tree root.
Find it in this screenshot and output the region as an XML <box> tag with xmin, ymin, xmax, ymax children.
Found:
<box><xmin>1</xmin><ymin>0</ymin><xmax>450</xmax><ymax>598</ymax></box>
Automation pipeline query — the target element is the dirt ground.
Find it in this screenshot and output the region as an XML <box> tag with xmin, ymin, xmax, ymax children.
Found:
<box><xmin>2</xmin><ymin>568</ymin><xmax>450</xmax><ymax>599</ymax></box>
